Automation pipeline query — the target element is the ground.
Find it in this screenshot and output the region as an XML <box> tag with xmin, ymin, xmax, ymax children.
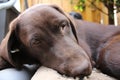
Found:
<box><xmin>31</xmin><ymin>66</ymin><xmax>117</xmax><ymax>80</ymax></box>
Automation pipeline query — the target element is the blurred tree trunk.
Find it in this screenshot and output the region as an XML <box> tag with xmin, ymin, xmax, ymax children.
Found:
<box><xmin>102</xmin><ymin>0</ymin><xmax>114</xmax><ymax>24</ymax></box>
<box><xmin>107</xmin><ymin>6</ymin><xmax>114</xmax><ymax>24</ymax></box>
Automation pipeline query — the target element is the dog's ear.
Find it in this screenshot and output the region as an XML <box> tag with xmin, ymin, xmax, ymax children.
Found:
<box><xmin>0</xmin><ymin>19</ymin><xmax>30</xmax><ymax>69</ymax></box>
<box><xmin>50</xmin><ymin>5</ymin><xmax>79</xmax><ymax>43</ymax></box>
<box><xmin>0</xmin><ymin>19</ymin><xmax>21</xmax><ymax>69</ymax></box>
<box><xmin>8</xmin><ymin>19</ymin><xmax>37</xmax><ymax>68</ymax></box>
<box><xmin>8</xmin><ymin>23</ymin><xmax>23</xmax><ymax>68</ymax></box>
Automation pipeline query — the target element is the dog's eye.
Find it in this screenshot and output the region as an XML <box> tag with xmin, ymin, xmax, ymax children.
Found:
<box><xmin>61</xmin><ymin>22</ymin><xmax>66</xmax><ymax>28</ymax></box>
<box><xmin>34</xmin><ymin>40</ymin><xmax>41</xmax><ymax>44</ymax></box>
<box><xmin>59</xmin><ymin>21</ymin><xmax>68</xmax><ymax>31</ymax></box>
<box><xmin>30</xmin><ymin>37</ymin><xmax>42</xmax><ymax>47</ymax></box>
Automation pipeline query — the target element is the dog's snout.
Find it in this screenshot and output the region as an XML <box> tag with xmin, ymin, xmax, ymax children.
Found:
<box><xmin>60</xmin><ymin>59</ymin><xmax>92</xmax><ymax>77</ymax></box>
<box><xmin>71</xmin><ymin>61</ymin><xmax>92</xmax><ymax>77</ymax></box>
<box><xmin>80</xmin><ymin>63</ymin><xmax>92</xmax><ymax>76</ymax></box>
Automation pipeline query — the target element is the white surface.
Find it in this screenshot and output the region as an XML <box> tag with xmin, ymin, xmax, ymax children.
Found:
<box><xmin>31</xmin><ymin>67</ymin><xmax>117</xmax><ymax>80</ymax></box>
<box><xmin>31</xmin><ymin>66</ymin><xmax>79</xmax><ymax>80</ymax></box>
<box><xmin>0</xmin><ymin>68</ymin><xmax>32</xmax><ymax>80</ymax></box>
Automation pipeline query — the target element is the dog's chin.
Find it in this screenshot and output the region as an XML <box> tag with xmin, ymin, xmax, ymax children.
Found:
<box><xmin>57</xmin><ymin>71</ymin><xmax>87</xmax><ymax>80</ymax></box>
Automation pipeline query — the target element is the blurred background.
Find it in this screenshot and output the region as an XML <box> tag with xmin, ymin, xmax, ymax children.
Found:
<box><xmin>0</xmin><ymin>0</ymin><xmax>120</xmax><ymax>42</ymax></box>
<box><xmin>19</xmin><ymin>0</ymin><xmax>120</xmax><ymax>25</ymax></box>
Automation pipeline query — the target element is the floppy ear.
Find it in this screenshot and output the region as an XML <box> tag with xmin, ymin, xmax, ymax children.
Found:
<box><xmin>50</xmin><ymin>5</ymin><xmax>79</xmax><ymax>43</ymax></box>
<box><xmin>8</xmin><ymin>24</ymin><xmax>23</xmax><ymax>67</ymax></box>
<box><xmin>0</xmin><ymin>19</ymin><xmax>34</xmax><ymax>69</ymax></box>
<box><xmin>0</xmin><ymin>19</ymin><xmax>23</xmax><ymax>69</ymax></box>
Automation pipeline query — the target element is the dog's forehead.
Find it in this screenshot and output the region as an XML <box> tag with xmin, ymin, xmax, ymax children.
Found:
<box><xmin>19</xmin><ymin>5</ymin><xmax>68</xmax><ymax>24</ymax></box>
<box><xmin>17</xmin><ymin>5</ymin><xmax>69</xmax><ymax>35</ymax></box>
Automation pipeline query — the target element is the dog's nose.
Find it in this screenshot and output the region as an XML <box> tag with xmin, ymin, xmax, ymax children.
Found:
<box><xmin>73</xmin><ymin>64</ymin><xmax>91</xmax><ymax>77</ymax></box>
<box><xmin>64</xmin><ymin>60</ymin><xmax>92</xmax><ymax>77</ymax></box>
<box><xmin>79</xmin><ymin>63</ymin><xmax>92</xmax><ymax>76</ymax></box>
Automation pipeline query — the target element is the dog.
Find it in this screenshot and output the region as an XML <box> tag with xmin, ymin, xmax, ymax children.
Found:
<box><xmin>1</xmin><ymin>4</ymin><xmax>119</xmax><ymax>79</ymax></box>
<box><xmin>73</xmin><ymin>19</ymin><xmax>120</xmax><ymax>79</ymax></box>
<box><xmin>0</xmin><ymin>4</ymin><xmax>92</xmax><ymax>78</ymax></box>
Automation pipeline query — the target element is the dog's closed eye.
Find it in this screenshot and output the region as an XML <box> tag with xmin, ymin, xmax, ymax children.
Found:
<box><xmin>30</xmin><ymin>37</ymin><xmax>43</xmax><ymax>47</ymax></box>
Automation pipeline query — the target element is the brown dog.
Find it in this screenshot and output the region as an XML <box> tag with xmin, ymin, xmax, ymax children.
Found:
<box><xmin>73</xmin><ymin>19</ymin><xmax>120</xmax><ymax>79</ymax></box>
<box><xmin>1</xmin><ymin>4</ymin><xmax>120</xmax><ymax>79</ymax></box>
<box><xmin>0</xmin><ymin>4</ymin><xmax>92</xmax><ymax>78</ymax></box>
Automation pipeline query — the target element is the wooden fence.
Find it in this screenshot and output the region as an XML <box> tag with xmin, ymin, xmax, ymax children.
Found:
<box><xmin>20</xmin><ymin>0</ymin><xmax>109</xmax><ymax>24</ymax></box>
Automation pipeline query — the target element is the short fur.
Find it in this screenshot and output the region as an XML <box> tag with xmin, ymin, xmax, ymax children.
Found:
<box><xmin>0</xmin><ymin>4</ymin><xmax>92</xmax><ymax>78</ymax></box>
<box><xmin>1</xmin><ymin>4</ymin><xmax>120</xmax><ymax>79</ymax></box>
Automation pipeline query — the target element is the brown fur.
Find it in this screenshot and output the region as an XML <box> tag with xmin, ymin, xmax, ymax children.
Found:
<box><xmin>1</xmin><ymin>4</ymin><xmax>119</xmax><ymax>79</ymax></box>
<box><xmin>74</xmin><ymin>19</ymin><xmax>120</xmax><ymax>79</ymax></box>
<box><xmin>0</xmin><ymin>4</ymin><xmax>92</xmax><ymax>77</ymax></box>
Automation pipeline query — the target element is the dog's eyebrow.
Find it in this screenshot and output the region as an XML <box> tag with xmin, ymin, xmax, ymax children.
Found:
<box><xmin>58</xmin><ymin>19</ymin><xmax>68</xmax><ymax>25</ymax></box>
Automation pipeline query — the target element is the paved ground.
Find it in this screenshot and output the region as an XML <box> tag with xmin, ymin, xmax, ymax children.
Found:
<box><xmin>31</xmin><ymin>66</ymin><xmax>117</xmax><ymax>80</ymax></box>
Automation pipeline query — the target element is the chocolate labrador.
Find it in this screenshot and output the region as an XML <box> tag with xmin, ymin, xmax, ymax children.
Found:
<box><xmin>0</xmin><ymin>4</ymin><xmax>92</xmax><ymax>77</ymax></box>
<box><xmin>1</xmin><ymin>4</ymin><xmax>120</xmax><ymax>79</ymax></box>
<box><xmin>73</xmin><ymin>19</ymin><xmax>120</xmax><ymax>79</ymax></box>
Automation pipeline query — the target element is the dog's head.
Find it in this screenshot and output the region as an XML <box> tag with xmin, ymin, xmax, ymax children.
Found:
<box><xmin>0</xmin><ymin>4</ymin><xmax>92</xmax><ymax>77</ymax></box>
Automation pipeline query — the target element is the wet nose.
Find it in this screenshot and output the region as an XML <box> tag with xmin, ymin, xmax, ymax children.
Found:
<box><xmin>65</xmin><ymin>60</ymin><xmax>92</xmax><ymax>77</ymax></box>
<box><xmin>79</xmin><ymin>63</ymin><xmax>92</xmax><ymax>76</ymax></box>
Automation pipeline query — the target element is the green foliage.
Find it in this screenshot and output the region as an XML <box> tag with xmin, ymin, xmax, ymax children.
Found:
<box><xmin>74</xmin><ymin>0</ymin><xmax>86</xmax><ymax>12</ymax></box>
<box><xmin>116</xmin><ymin>0</ymin><xmax>120</xmax><ymax>12</ymax></box>
<box><xmin>72</xmin><ymin>0</ymin><xmax>120</xmax><ymax>12</ymax></box>
<box><xmin>71</xmin><ymin>0</ymin><xmax>120</xmax><ymax>24</ymax></box>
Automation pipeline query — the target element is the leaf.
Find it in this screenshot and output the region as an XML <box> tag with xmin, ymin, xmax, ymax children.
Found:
<box><xmin>74</xmin><ymin>6</ymin><xmax>79</xmax><ymax>10</ymax></box>
<box><xmin>79</xmin><ymin>7</ymin><xmax>84</xmax><ymax>12</ymax></box>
